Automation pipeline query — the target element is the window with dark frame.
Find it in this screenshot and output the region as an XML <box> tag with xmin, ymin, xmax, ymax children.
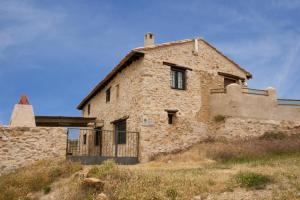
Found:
<box><xmin>87</xmin><ymin>104</ymin><xmax>91</xmax><ymax>115</ymax></box>
<box><xmin>168</xmin><ymin>114</ymin><xmax>173</xmax><ymax>124</ymax></box>
<box><xmin>106</xmin><ymin>88</ymin><xmax>111</xmax><ymax>102</ymax></box>
<box><xmin>224</xmin><ymin>77</ymin><xmax>237</xmax><ymax>88</ymax></box>
<box><xmin>114</xmin><ymin>119</ymin><xmax>126</xmax><ymax>144</ymax></box>
<box><xmin>171</xmin><ymin>67</ymin><xmax>186</xmax><ymax>90</ymax></box>
<box><xmin>94</xmin><ymin>128</ymin><xmax>102</xmax><ymax>146</ymax></box>
<box><xmin>83</xmin><ymin>134</ymin><xmax>87</xmax><ymax>145</ymax></box>
<box><xmin>165</xmin><ymin>109</ymin><xmax>178</xmax><ymax>125</ymax></box>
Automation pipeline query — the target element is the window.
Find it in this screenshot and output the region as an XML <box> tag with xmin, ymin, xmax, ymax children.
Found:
<box><xmin>94</xmin><ymin>128</ymin><xmax>102</xmax><ymax>146</ymax></box>
<box><xmin>83</xmin><ymin>134</ymin><xmax>87</xmax><ymax>145</ymax></box>
<box><xmin>116</xmin><ymin>84</ymin><xmax>119</xmax><ymax>99</ymax></box>
<box><xmin>168</xmin><ymin>114</ymin><xmax>173</xmax><ymax>124</ymax></box>
<box><xmin>165</xmin><ymin>109</ymin><xmax>178</xmax><ymax>125</ymax></box>
<box><xmin>87</xmin><ymin>104</ymin><xmax>91</xmax><ymax>116</ymax></box>
<box><xmin>106</xmin><ymin>88</ymin><xmax>111</xmax><ymax>102</ymax></box>
<box><xmin>171</xmin><ymin>67</ymin><xmax>186</xmax><ymax>90</ymax></box>
<box><xmin>114</xmin><ymin>119</ymin><xmax>126</xmax><ymax>144</ymax></box>
<box><xmin>224</xmin><ymin>77</ymin><xmax>237</xmax><ymax>88</ymax></box>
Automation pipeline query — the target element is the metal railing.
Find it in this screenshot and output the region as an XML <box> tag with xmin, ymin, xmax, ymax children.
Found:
<box><xmin>277</xmin><ymin>99</ymin><xmax>300</xmax><ymax>106</ymax></box>
<box><xmin>67</xmin><ymin>128</ymin><xmax>139</xmax><ymax>158</ymax></box>
<box><xmin>242</xmin><ymin>88</ymin><xmax>268</xmax><ymax>96</ymax></box>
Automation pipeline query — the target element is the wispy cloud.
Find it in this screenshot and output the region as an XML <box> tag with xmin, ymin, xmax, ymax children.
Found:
<box><xmin>0</xmin><ymin>0</ymin><xmax>65</xmax><ymax>61</ymax></box>
<box><xmin>272</xmin><ymin>0</ymin><xmax>300</xmax><ymax>9</ymax></box>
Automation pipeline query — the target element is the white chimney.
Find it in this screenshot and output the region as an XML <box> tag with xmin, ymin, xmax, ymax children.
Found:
<box><xmin>144</xmin><ymin>33</ymin><xmax>154</xmax><ymax>47</ymax></box>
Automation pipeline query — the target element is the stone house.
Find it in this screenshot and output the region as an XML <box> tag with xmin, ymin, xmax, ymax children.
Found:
<box><xmin>77</xmin><ymin>33</ymin><xmax>254</xmax><ymax>162</ymax></box>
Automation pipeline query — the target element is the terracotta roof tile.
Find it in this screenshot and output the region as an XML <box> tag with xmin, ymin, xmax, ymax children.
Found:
<box><xmin>19</xmin><ymin>95</ymin><xmax>30</xmax><ymax>105</ymax></box>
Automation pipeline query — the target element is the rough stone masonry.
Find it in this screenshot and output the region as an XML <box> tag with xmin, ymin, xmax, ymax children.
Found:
<box><xmin>0</xmin><ymin>127</ymin><xmax>67</xmax><ymax>175</ymax></box>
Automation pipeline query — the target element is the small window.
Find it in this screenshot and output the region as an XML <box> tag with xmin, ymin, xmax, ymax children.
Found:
<box><xmin>168</xmin><ymin>114</ymin><xmax>173</xmax><ymax>124</ymax></box>
<box><xmin>171</xmin><ymin>67</ymin><xmax>186</xmax><ymax>90</ymax></box>
<box><xmin>87</xmin><ymin>104</ymin><xmax>91</xmax><ymax>116</ymax></box>
<box><xmin>116</xmin><ymin>84</ymin><xmax>119</xmax><ymax>99</ymax></box>
<box><xmin>106</xmin><ymin>88</ymin><xmax>111</xmax><ymax>102</ymax></box>
<box><xmin>224</xmin><ymin>77</ymin><xmax>237</xmax><ymax>88</ymax></box>
<box><xmin>94</xmin><ymin>129</ymin><xmax>102</xmax><ymax>146</ymax></box>
<box><xmin>114</xmin><ymin>120</ymin><xmax>126</xmax><ymax>144</ymax></box>
<box><xmin>165</xmin><ymin>109</ymin><xmax>178</xmax><ymax>125</ymax></box>
<box><xmin>83</xmin><ymin>134</ymin><xmax>87</xmax><ymax>145</ymax></box>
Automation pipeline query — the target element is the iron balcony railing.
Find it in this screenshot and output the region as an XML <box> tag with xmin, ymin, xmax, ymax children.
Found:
<box><xmin>277</xmin><ymin>99</ymin><xmax>300</xmax><ymax>106</ymax></box>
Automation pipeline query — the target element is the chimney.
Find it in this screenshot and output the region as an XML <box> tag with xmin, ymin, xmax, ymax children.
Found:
<box><xmin>144</xmin><ymin>33</ymin><xmax>154</xmax><ymax>47</ymax></box>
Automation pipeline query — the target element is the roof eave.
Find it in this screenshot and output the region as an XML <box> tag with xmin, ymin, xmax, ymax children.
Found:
<box><xmin>77</xmin><ymin>50</ymin><xmax>144</xmax><ymax>110</ymax></box>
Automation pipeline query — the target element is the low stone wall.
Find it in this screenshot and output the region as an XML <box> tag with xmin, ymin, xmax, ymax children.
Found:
<box><xmin>0</xmin><ymin>127</ymin><xmax>67</xmax><ymax>175</ymax></box>
<box><xmin>212</xmin><ymin>117</ymin><xmax>300</xmax><ymax>139</ymax></box>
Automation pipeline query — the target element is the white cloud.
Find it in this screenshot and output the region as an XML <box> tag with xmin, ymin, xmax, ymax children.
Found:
<box><xmin>0</xmin><ymin>0</ymin><xmax>65</xmax><ymax>60</ymax></box>
<box><xmin>272</xmin><ymin>0</ymin><xmax>300</xmax><ymax>9</ymax></box>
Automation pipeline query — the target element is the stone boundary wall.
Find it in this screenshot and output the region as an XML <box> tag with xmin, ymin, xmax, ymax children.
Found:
<box><xmin>210</xmin><ymin>84</ymin><xmax>300</xmax><ymax>121</ymax></box>
<box><xmin>0</xmin><ymin>127</ymin><xmax>67</xmax><ymax>175</ymax></box>
<box><xmin>212</xmin><ymin>117</ymin><xmax>300</xmax><ymax>139</ymax></box>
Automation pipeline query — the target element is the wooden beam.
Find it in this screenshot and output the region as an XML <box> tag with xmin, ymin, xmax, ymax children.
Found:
<box><xmin>35</xmin><ymin>116</ymin><xmax>96</xmax><ymax>127</ymax></box>
<box><xmin>163</xmin><ymin>62</ymin><xmax>193</xmax><ymax>71</ymax></box>
<box><xmin>218</xmin><ymin>72</ymin><xmax>245</xmax><ymax>81</ymax></box>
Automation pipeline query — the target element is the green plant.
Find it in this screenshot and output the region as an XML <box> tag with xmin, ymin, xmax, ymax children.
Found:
<box><xmin>166</xmin><ymin>188</ymin><xmax>178</xmax><ymax>200</ymax></box>
<box><xmin>87</xmin><ymin>160</ymin><xmax>117</xmax><ymax>178</ymax></box>
<box><xmin>214</xmin><ymin>115</ymin><xmax>226</xmax><ymax>123</ymax></box>
<box><xmin>234</xmin><ymin>171</ymin><xmax>271</xmax><ymax>189</ymax></box>
<box><xmin>43</xmin><ymin>185</ymin><xmax>51</xmax><ymax>194</ymax></box>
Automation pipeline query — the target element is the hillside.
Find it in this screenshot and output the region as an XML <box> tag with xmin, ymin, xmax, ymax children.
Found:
<box><xmin>1</xmin><ymin>132</ymin><xmax>300</xmax><ymax>200</ymax></box>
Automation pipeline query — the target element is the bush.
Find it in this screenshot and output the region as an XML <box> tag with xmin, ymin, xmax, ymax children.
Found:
<box><xmin>166</xmin><ymin>188</ymin><xmax>178</xmax><ymax>200</ymax></box>
<box><xmin>43</xmin><ymin>185</ymin><xmax>51</xmax><ymax>194</ymax></box>
<box><xmin>260</xmin><ymin>131</ymin><xmax>286</xmax><ymax>140</ymax></box>
<box><xmin>234</xmin><ymin>171</ymin><xmax>271</xmax><ymax>189</ymax></box>
<box><xmin>214</xmin><ymin>115</ymin><xmax>226</xmax><ymax>123</ymax></box>
<box><xmin>87</xmin><ymin>160</ymin><xmax>117</xmax><ymax>178</ymax></box>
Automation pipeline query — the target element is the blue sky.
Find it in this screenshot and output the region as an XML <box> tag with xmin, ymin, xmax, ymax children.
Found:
<box><xmin>0</xmin><ymin>0</ymin><xmax>300</xmax><ymax>124</ymax></box>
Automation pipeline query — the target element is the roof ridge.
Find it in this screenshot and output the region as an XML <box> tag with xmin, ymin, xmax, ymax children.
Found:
<box><xmin>134</xmin><ymin>38</ymin><xmax>196</xmax><ymax>51</ymax></box>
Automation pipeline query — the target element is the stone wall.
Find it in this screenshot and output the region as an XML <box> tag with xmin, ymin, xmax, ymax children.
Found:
<box><xmin>0</xmin><ymin>127</ymin><xmax>67</xmax><ymax>175</ymax></box>
<box><xmin>212</xmin><ymin>117</ymin><xmax>300</xmax><ymax>139</ymax></box>
<box><xmin>82</xmin><ymin>39</ymin><xmax>251</xmax><ymax>162</ymax></box>
<box><xmin>81</xmin><ymin>39</ymin><xmax>249</xmax><ymax>162</ymax></box>
<box><xmin>137</xmin><ymin>40</ymin><xmax>248</xmax><ymax>161</ymax></box>
<box><xmin>210</xmin><ymin>84</ymin><xmax>300</xmax><ymax>121</ymax></box>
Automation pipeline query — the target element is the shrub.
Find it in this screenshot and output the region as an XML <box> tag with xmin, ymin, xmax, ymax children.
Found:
<box><xmin>166</xmin><ymin>188</ymin><xmax>178</xmax><ymax>200</ymax></box>
<box><xmin>260</xmin><ymin>131</ymin><xmax>286</xmax><ymax>140</ymax></box>
<box><xmin>214</xmin><ymin>115</ymin><xmax>226</xmax><ymax>123</ymax></box>
<box><xmin>87</xmin><ymin>159</ymin><xmax>117</xmax><ymax>178</ymax></box>
<box><xmin>43</xmin><ymin>185</ymin><xmax>51</xmax><ymax>194</ymax></box>
<box><xmin>234</xmin><ymin>171</ymin><xmax>271</xmax><ymax>189</ymax></box>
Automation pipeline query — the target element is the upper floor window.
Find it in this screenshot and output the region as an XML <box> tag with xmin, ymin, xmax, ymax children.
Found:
<box><xmin>87</xmin><ymin>104</ymin><xmax>91</xmax><ymax>116</ymax></box>
<box><xmin>171</xmin><ymin>67</ymin><xmax>186</xmax><ymax>90</ymax></box>
<box><xmin>115</xmin><ymin>84</ymin><xmax>119</xmax><ymax>99</ymax></box>
<box><xmin>106</xmin><ymin>88</ymin><xmax>111</xmax><ymax>102</ymax></box>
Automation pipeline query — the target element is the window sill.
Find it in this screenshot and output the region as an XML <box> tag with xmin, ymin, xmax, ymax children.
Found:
<box><xmin>171</xmin><ymin>87</ymin><xmax>186</xmax><ymax>90</ymax></box>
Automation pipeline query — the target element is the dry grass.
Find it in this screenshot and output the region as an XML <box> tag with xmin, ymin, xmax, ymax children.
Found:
<box><xmin>2</xmin><ymin>133</ymin><xmax>300</xmax><ymax>200</ymax></box>
<box><xmin>0</xmin><ymin>159</ymin><xmax>82</xmax><ymax>200</ymax></box>
<box><xmin>80</xmin><ymin>133</ymin><xmax>300</xmax><ymax>199</ymax></box>
<box><xmin>154</xmin><ymin>133</ymin><xmax>300</xmax><ymax>164</ymax></box>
